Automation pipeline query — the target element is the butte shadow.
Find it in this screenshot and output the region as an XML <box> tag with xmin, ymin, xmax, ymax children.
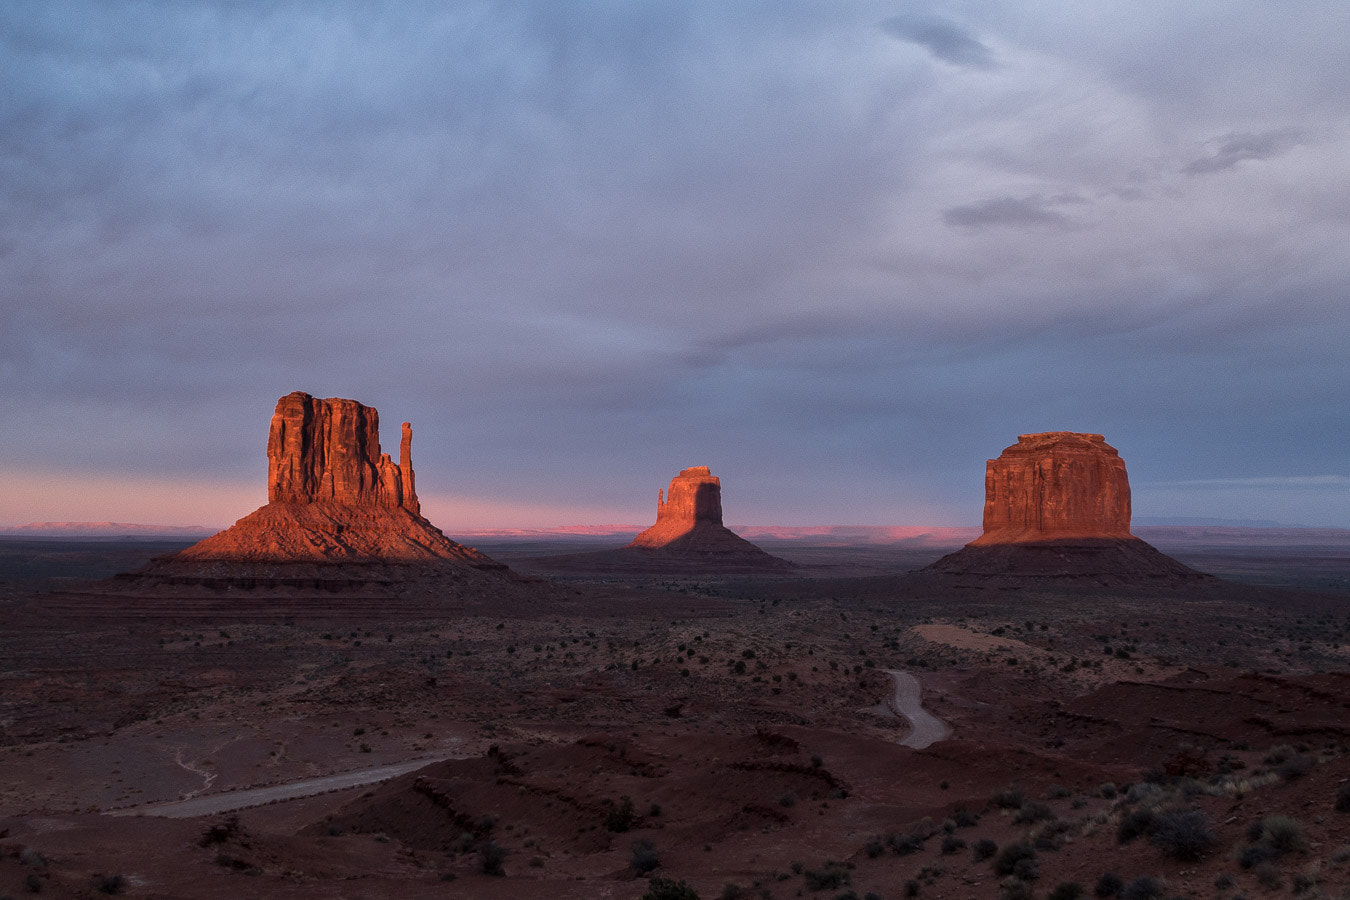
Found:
<box><xmin>118</xmin><ymin>391</ymin><xmax>515</xmax><ymax>592</ymax></box>
<box><xmin>923</xmin><ymin>432</ymin><xmax>1211</xmax><ymax>584</ymax></box>
<box><xmin>516</xmin><ymin>466</ymin><xmax>795</xmax><ymax>576</ymax></box>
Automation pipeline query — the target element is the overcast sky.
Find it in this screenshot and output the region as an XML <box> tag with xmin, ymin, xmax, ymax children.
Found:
<box><xmin>2</xmin><ymin>1</ymin><xmax>1348</xmax><ymax>529</ymax></box>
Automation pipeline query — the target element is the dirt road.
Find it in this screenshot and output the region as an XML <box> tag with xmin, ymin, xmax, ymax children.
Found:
<box><xmin>109</xmin><ymin>756</ymin><xmax>451</xmax><ymax>819</ymax></box>
<box><xmin>886</xmin><ymin>669</ymin><xmax>951</xmax><ymax>749</ymax></box>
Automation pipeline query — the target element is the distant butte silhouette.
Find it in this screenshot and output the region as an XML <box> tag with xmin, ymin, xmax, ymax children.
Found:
<box><xmin>926</xmin><ymin>432</ymin><xmax>1210</xmax><ymax>582</ymax></box>
<box><xmin>524</xmin><ymin>466</ymin><xmax>793</xmax><ymax>574</ymax></box>
<box><xmin>126</xmin><ymin>392</ymin><xmax>508</xmax><ymax>588</ymax></box>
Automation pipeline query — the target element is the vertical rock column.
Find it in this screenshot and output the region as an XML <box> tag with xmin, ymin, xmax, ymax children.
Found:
<box><xmin>400</xmin><ymin>422</ymin><xmax>419</xmax><ymax>515</ymax></box>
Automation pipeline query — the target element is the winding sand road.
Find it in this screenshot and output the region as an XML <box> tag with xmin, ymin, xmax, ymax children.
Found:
<box><xmin>113</xmin><ymin>674</ymin><xmax>948</xmax><ymax>819</ymax></box>
<box><xmin>109</xmin><ymin>757</ymin><xmax>453</xmax><ymax>819</ymax></box>
<box><xmin>886</xmin><ymin>669</ymin><xmax>951</xmax><ymax>749</ymax></box>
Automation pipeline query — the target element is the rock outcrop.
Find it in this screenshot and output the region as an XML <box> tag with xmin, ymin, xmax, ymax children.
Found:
<box><xmin>973</xmin><ymin>432</ymin><xmax>1130</xmax><ymax>544</ymax></box>
<box><xmin>927</xmin><ymin>432</ymin><xmax>1209</xmax><ymax>582</ymax></box>
<box><xmin>125</xmin><ymin>392</ymin><xmax>506</xmax><ymax>588</ymax></box>
<box><xmin>518</xmin><ymin>466</ymin><xmax>793</xmax><ymax>574</ymax></box>
<box><xmin>630</xmin><ymin>466</ymin><xmax>725</xmax><ymax>548</ymax></box>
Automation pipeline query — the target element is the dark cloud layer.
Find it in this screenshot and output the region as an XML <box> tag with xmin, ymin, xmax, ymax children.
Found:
<box><xmin>881</xmin><ymin>14</ymin><xmax>998</xmax><ymax>69</ymax></box>
<box><xmin>1183</xmin><ymin>128</ymin><xmax>1306</xmax><ymax>175</ymax></box>
<box><xmin>1</xmin><ymin>0</ymin><xmax>1348</xmax><ymax>527</ymax></box>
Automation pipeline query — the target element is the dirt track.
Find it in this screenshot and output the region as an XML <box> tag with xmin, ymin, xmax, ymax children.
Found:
<box><xmin>887</xmin><ymin>669</ymin><xmax>950</xmax><ymax>749</ymax></box>
<box><xmin>109</xmin><ymin>756</ymin><xmax>455</xmax><ymax>819</ymax></box>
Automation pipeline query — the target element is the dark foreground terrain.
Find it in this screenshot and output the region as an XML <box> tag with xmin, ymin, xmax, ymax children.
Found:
<box><xmin>1</xmin><ymin>532</ymin><xmax>1348</xmax><ymax>899</ymax></box>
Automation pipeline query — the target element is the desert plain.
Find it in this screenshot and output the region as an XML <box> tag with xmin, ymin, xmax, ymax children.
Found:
<box><xmin>1</xmin><ymin>523</ymin><xmax>1349</xmax><ymax>900</ymax></box>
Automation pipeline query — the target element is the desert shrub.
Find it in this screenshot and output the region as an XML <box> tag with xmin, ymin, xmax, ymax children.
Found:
<box><xmin>1099</xmin><ymin>782</ymin><xmax>1117</xmax><ymax>799</ymax></box>
<box><xmin>631</xmin><ymin>840</ymin><xmax>661</xmax><ymax>875</ymax></box>
<box><xmin>803</xmin><ymin>863</ymin><xmax>850</xmax><ymax>890</ymax></box>
<box><xmin>606</xmin><ymin>795</ymin><xmax>637</xmax><ymax>832</ymax></box>
<box><xmin>1000</xmin><ymin>876</ymin><xmax>1035</xmax><ymax>900</ymax></box>
<box><xmin>93</xmin><ymin>875</ymin><xmax>126</xmax><ymax>895</ymax></box>
<box><xmin>1014</xmin><ymin>802</ymin><xmax>1055</xmax><ymax>825</ymax></box>
<box><xmin>864</xmin><ymin>838</ymin><xmax>885</xmax><ymax>859</ymax></box>
<box><xmin>1120</xmin><ymin>876</ymin><xmax>1163</xmax><ymax>900</ymax></box>
<box><xmin>1032</xmin><ymin>818</ymin><xmax>1073</xmax><ymax>851</ymax></box>
<box><xmin>1264</xmin><ymin>744</ymin><xmax>1297</xmax><ymax>765</ymax></box>
<box><xmin>1292</xmin><ymin>872</ymin><xmax>1318</xmax><ymax>894</ymax></box>
<box><xmin>1047</xmin><ymin>784</ymin><xmax>1072</xmax><ymax>800</ymax></box>
<box><xmin>1278</xmin><ymin>754</ymin><xmax>1314</xmax><ymax>779</ymax></box>
<box><xmin>478</xmin><ymin>841</ymin><xmax>507</xmax><ymax>876</ymax></box>
<box><xmin>1049</xmin><ymin>883</ymin><xmax>1086</xmax><ymax>900</ymax></box>
<box><xmin>19</xmin><ymin>849</ymin><xmax>45</xmax><ymax>869</ymax></box>
<box><xmin>779</xmin><ymin>792</ymin><xmax>797</xmax><ymax>808</ymax></box>
<box><xmin>1253</xmin><ymin>814</ymin><xmax>1307</xmax><ymax>854</ymax></box>
<box><xmin>1254</xmin><ymin>863</ymin><xmax>1282</xmax><ymax>889</ymax></box>
<box><xmin>1116</xmin><ymin>808</ymin><xmax>1156</xmax><ymax>844</ymax></box>
<box><xmin>1093</xmin><ymin>872</ymin><xmax>1123</xmax><ymax>897</ymax></box>
<box><xmin>23</xmin><ymin>872</ymin><xmax>43</xmax><ymax>893</ymax></box>
<box><xmin>953</xmin><ymin>808</ymin><xmax>980</xmax><ymax>827</ymax></box>
<box><xmin>1336</xmin><ymin>782</ymin><xmax>1350</xmax><ymax>813</ymax></box>
<box><xmin>904</xmin><ymin>880</ymin><xmax>920</xmax><ymax>897</ymax></box>
<box><xmin>1236</xmin><ymin>843</ymin><xmax>1276</xmax><ymax>869</ymax></box>
<box><xmin>993</xmin><ymin>784</ymin><xmax>1027</xmax><ymax>809</ymax></box>
<box><xmin>1147</xmin><ymin>809</ymin><xmax>1215</xmax><ymax>861</ymax></box>
<box><xmin>972</xmin><ymin>838</ymin><xmax>998</xmax><ymax>861</ymax></box>
<box><xmin>641</xmin><ymin>877</ymin><xmax>701</xmax><ymax>900</ymax></box>
<box><xmin>888</xmin><ymin>832</ymin><xmax>925</xmax><ymax>855</ymax></box>
<box><xmin>719</xmin><ymin>884</ymin><xmax>744</xmax><ymax>900</ymax></box>
<box><xmin>940</xmin><ymin>834</ymin><xmax>966</xmax><ymax>855</ymax></box>
<box><xmin>993</xmin><ymin>842</ymin><xmax>1037</xmax><ymax>877</ymax></box>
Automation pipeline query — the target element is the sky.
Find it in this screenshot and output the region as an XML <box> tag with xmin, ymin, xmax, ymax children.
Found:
<box><xmin>2</xmin><ymin>1</ymin><xmax>1348</xmax><ymax>530</ymax></box>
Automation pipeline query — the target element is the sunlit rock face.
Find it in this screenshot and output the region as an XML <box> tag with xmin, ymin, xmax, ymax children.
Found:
<box><xmin>926</xmin><ymin>432</ymin><xmax>1210</xmax><ymax>582</ymax></box>
<box><xmin>127</xmin><ymin>392</ymin><xmax>503</xmax><ymax>581</ymax></box>
<box><xmin>973</xmin><ymin>432</ymin><xmax>1131</xmax><ymax>545</ymax></box>
<box><xmin>267</xmin><ymin>392</ymin><xmax>420</xmax><ymax>513</ymax></box>
<box><xmin>631</xmin><ymin>466</ymin><xmax>724</xmax><ymax>548</ymax></box>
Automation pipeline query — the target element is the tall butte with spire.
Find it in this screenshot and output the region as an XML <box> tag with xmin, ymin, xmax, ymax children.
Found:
<box><xmin>129</xmin><ymin>391</ymin><xmax>506</xmax><ymax>587</ymax></box>
<box><xmin>927</xmin><ymin>432</ymin><xmax>1208</xmax><ymax>581</ymax></box>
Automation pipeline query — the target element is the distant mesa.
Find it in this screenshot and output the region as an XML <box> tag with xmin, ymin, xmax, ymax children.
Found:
<box><xmin>926</xmin><ymin>432</ymin><xmax>1210</xmax><ymax>582</ymax></box>
<box><xmin>124</xmin><ymin>391</ymin><xmax>509</xmax><ymax>588</ymax></box>
<box><xmin>520</xmin><ymin>466</ymin><xmax>794</xmax><ymax>574</ymax></box>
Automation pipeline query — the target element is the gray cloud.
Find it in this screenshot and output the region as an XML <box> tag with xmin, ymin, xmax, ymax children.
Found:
<box><xmin>0</xmin><ymin>1</ymin><xmax>1348</xmax><ymax>527</ymax></box>
<box><xmin>881</xmin><ymin>14</ymin><xmax>998</xmax><ymax>69</ymax></box>
<box><xmin>942</xmin><ymin>195</ymin><xmax>1080</xmax><ymax>230</ymax></box>
<box><xmin>1183</xmin><ymin>128</ymin><xmax>1306</xmax><ymax>175</ymax></box>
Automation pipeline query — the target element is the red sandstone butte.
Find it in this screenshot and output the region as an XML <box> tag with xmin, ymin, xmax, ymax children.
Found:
<box><xmin>927</xmin><ymin>432</ymin><xmax>1208</xmax><ymax>581</ymax></box>
<box><xmin>518</xmin><ymin>466</ymin><xmax>793</xmax><ymax>574</ymax></box>
<box><xmin>973</xmin><ymin>432</ymin><xmax>1131</xmax><ymax>545</ymax></box>
<box><xmin>630</xmin><ymin>466</ymin><xmax>725</xmax><ymax>548</ymax></box>
<box><xmin>129</xmin><ymin>392</ymin><xmax>504</xmax><ymax>584</ymax></box>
